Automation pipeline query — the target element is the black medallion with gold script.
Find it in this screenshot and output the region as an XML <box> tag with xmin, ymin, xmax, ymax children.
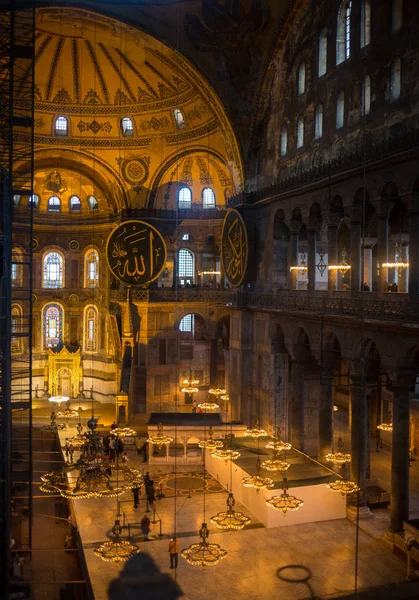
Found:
<box><xmin>106</xmin><ymin>220</ymin><xmax>167</xmax><ymax>286</ymax></box>
<box><xmin>221</xmin><ymin>209</ymin><xmax>248</xmax><ymax>287</ymax></box>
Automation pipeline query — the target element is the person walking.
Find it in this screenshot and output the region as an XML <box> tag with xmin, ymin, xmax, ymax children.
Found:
<box><xmin>140</xmin><ymin>514</ymin><xmax>151</xmax><ymax>541</ymax></box>
<box><xmin>168</xmin><ymin>537</ymin><xmax>179</xmax><ymax>569</ymax></box>
<box><xmin>144</xmin><ymin>471</ymin><xmax>150</xmax><ymax>486</ymax></box>
<box><xmin>133</xmin><ymin>485</ymin><xmax>140</xmax><ymax>509</ymax></box>
<box><xmin>146</xmin><ymin>480</ymin><xmax>156</xmax><ymax>507</ymax></box>
<box><xmin>109</xmin><ymin>438</ymin><xmax>116</xmax><ymax>463</ymax></box>
<box><xmin>192</xmin><ymin>400</ymin><xmax>197</xmax><ymax>413</ymax></box>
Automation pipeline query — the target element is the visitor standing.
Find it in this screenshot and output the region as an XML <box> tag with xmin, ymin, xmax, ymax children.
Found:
<box><xmin>192</xmin><ymin>400</ymin><xmax>197</xmax><ymax>413</ymax></box>
<box><xmin>133</xmin><ymin>485</ymin><xmax>140</xmax><ymax>509</ymax></box>
<box><xmin>168</xmin><ymin>537</ymin><xmax>179</xmax><ymax>569</ymax></box>
<box><xmin>146</xmin><ymin>480</ymin><xmax>156</xmax><ymax>507</ymax></box>
<box><xmin>142</xmin><ymin>441</ymin><xmax>148</xmax><ymax>463</ymax></box>
<box><xmin>141</xmin><ymin>514</ymin><xmax>150</xmax><ymax>541</ymax></box>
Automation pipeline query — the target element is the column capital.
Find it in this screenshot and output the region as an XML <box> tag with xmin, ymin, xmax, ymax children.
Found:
<box><xmin>289</xmin><ymin>219</ymin><xmax>302</xmax><ymax>235</ymax></box>
<box><xmin>321</xmin><ymin>349</ymin><xmax>338</xmax><ymax>372</ymax></box>
<box><xmin>372</xmin><ymin>197</ymin><xmax>395</xmax><ymax>219</ymax></box>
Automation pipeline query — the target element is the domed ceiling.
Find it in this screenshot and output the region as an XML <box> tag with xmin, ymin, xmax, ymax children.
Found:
<box><xmin>25</xmin><ymin>7</ymin><xmax>243</xmax><ymax>211</ymax></box>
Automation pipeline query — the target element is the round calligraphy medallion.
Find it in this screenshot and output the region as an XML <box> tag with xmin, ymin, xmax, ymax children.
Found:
<box><xmin>221</xmin><ymin>209</ymin><xmax>248</xmax><ymax>287</ymax></box>
<box><xmin>106</xmin><ymin>220</ymin><xmax>167</xmax><ymax>286</ymax></box>
<box><xmin>122</xmin><ymin>159</ymin><xmax>148</xmax><ymax>186</ymax></box>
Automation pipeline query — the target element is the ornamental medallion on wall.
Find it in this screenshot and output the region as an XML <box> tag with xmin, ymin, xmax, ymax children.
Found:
<box><xmin>221</xmin><ymin>208</ymin><xmax>248</xmax><ymax>287</ymax></box>
<box><xmin>106</xmin><ymin>220</ymin><xmax>167</xmax><ymax>286</ymax></box>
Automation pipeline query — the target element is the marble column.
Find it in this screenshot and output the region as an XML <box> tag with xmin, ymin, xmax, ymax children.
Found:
<box><xmin>348</xmin><ymin>372</ymin><xmax>371</xmax><ymax>518</ymax></box>
<box><xmin>390</xmin><ymin>380</ymin><xmax>411</xmax><ymax>534</ymax></box>
<box><xmin>327</xmin><ymin>223</ymin><xmax>338</xmax><ymax>293</ymax></box>
<box><xmin>195</xmin><ymin>248</ymin><xmax>203</xmax><ymax>288</ymax></box>
<box><xmin>408</xmin><ymin>202</ymin><xmax>419</xmax><ymax>300</ymax></box>
<box><xmin>373</xmin><ymin>198</ymin><xmax>394</xmax><ymax>294</ymax></box>
<box><xmin>318</xmin><ymin>364</ymin><xmax>334</xmax><ymax>462</ymax></box>
<box><xmin>209</xmin><ymin>339</ymin><xmax>218</xmax><ymax>386</ymax></box>
<box><xmin>350</xmin><ymin>219</ymin><xmax>362</xmax><ymax>297</ymax></box>
<box><xmin>307</xmin><ymin>227</ymin><xmax>316</xmax><ymax>293</ymax></box>
<box><xmin>290</xmin><ymin>350</ymin><xmax>306</xmax><ymax>450</ymax></box>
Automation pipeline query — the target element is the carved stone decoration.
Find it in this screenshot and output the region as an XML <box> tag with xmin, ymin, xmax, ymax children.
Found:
<box><xmin>221</xmin><ymin>209</ymin><xmax>248</xmax><ymax>287</ymax></box>
<box><xmin>106</xmin><ymin>220</ymin><xmax>167</xmax><ymax>286</ymax></box>
<box><xmin>184</xmin><ymin>0</ymin><xmax>270</xmax><ymax>93</ymax></box>
<box><xmin>69</xmin><ymin>240</ymin><xmax>79</xmax><ymax>251</ymax></box>
<box><xmin>121</xmin><ymin>158</ymin><xmax>149</xmax><ymax>186</ymax></box>
<box><xmin>69</xmin><ymin>294</ymin><xmax>79</xmax><ymax>306</ymax></box>
<box><xmin>77</xmin><ymin>120</ymin><xmax>112</xmax><ymax>134</ymax></box>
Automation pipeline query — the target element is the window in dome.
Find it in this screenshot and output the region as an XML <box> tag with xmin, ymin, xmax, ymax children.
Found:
<box><xmin>48</xmin><ymin>196</ymin><xmax>61</xmax><ymax>212</ymax></box>
<box><xmin>297</xmin><ymin>117</ymin><xmax>304</xmax><ymax>148</ymax></box>
<box><xmin>43</xmin><ymin>251</ymin><xmax>63</xmax><ymax>288</ymax></box>
<box><xmin>297</xmin><ymin>63</ymin><xmax>306</xmax><ymax>95</ymax></box>
<box><xmin>336</xmin><ymin>91</ymin><xmax>345</xmax><ymax>129</ymax></box>
<box><xmin>178</xmin><ymin>187</ymin><xmax>192</xmax><ymax>209</ymax></box>
<box><xmin>85</xmin><ymin>249</ymin><xmax>99</xmax><ymax>288</ymax></box>
<box><xmin>318</xmin><ymin>29</ymin><xmax>328</xmax><ymax>77</ymax></box>
<box><xmin>11</xmin><ymin>304</ymin><xmax>22</xmax><ymax>353</ymax></box>
<box><xmin>337</xmin><ymin>1</ymin><xmax>352</xmax><ymax>64</ymax></box>
<box><xmin>390</xmin><ymin>57</ymin><xmax>401</xmax><ymax>101</ymax></box>
<box><xmin>280</xmin><ymin>128</ymin><xmax>288</xmax><ymax>156</ymax></box>
<box><xmin>179</xmin><ymin>313</ymin><xmax>194</xmax><ymax>333</ymax></box>
<box><xmin>43</xmin><ymin>303</ymin><xmax>63</xmax><ymax>348</ymax></box>
<box><xmin>360</xmin><ymin>1</ymin><xmax>371</xmax><ymax>48</ymax></box>
<box><xmin>174</xmin><ymin>109</ymin><xmax>185</xmax><ymax>129</ymax></box>
<box><xmin>202</xmin><ymin>187</ymin><xmax>216</xmax><ymax>209</ymax></box>
<box><xmin>362</xmin><ymin>75</ymin><xmax>371</xmax><ymax>115</ymax></box>
<box><xmin>69</xmin><ymin>195</ymin><xmax>81</xmax><ymax>212</ymax></box>
<box><xmin>88</xmin><ymin>196</ymin><xmax>98</xmax><ymax>211</ymax></box>
<box><xmin>121</xmin><ymin>117</ymin><xmax>134</xmax><ymax>136</ymax></box>
<box><xmin>55</xmin><ymin>116</ymin><xmax>68</xmax><ymax>136</ymax></box>
<box><xmin>315</xmin><ymin>104</ymin><xmax>323</xmax><ymax>140</ymax></box>
<box><xmin>28</xmin><ymin>194</ymin><xmax>39</xmax><ymax>208</ymax></box>
<box><xmin>392</xmin><ymin>0</ymin><xmax>403</xmax><ymax>32</ymax></box>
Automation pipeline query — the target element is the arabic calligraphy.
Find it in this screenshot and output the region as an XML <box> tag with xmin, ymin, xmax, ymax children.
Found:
<box><xmin>221</xmin><ymin>209</ymin><xmax>248</xmax><ymax>287</ymax></box>
<box><xmin>106</xmin><ymin>220</ymin><xmax>167</xmax><ymax>285</ymax></box>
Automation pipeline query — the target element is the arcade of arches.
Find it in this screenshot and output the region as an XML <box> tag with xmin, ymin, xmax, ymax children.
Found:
<box><xmin>5</xmin><ymin>2</ymin><xmax>419</xmax><ymax>599</ymax></box>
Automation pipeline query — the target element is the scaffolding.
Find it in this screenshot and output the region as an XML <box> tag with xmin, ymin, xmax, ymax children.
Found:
<box><xmin>0</xmin><ymin>2</ymin><xmax>35</xmax><ymax>597</ymax></box>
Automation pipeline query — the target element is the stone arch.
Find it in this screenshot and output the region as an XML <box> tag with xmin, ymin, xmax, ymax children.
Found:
<box><xmin>274</xmin><ymin>208</ymin><xmax>289</xmax><ymax>241</ymax></box>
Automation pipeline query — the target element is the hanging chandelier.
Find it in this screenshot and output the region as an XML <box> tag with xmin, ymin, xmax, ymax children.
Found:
<box><xmin>333</xmin><ymin>405</ymin><xmax>339</xmax><ymax>412</ymax></box>
<box><xmin>41</xmin><ymin>411</ymin><xmax>66</xmax><ymax>432</ymax></box>
<box><xmin>94</xmin><ymin>519</ymin><xmax>140</xmax><ymax>563</ymax></box>
<box><xmin>181</xmin><ymin>522</ymin><xmax>227</xmax><ymax>567</ymax></box>
<box><xmin>210</xmin><ymin>492</ymin><xmax>251</xmax><ymax>530</ymax></box>
<box><xmin>67</xmin><ymin>422</ymin><xmax>86</xmax><ymax>448</ymax></box>
<box><xmin>198</xmin><ymin>401</ymin><xmax>219</xmax><ymax>411</ymax></box>
<box><xmin>48</xmin><ymin>395</ymin><xmax>70</xmax><ymax>405</ymax></box>
<box><xmin>328</xmin><ymin>248</ymin><xmax>351</xmax><ymax>276</ymax></box>
<box><xmin>265</xmin><ymin>437</ymin><xmax>291</xmax><ymax>452</ymax></box>
<box><xmin>326</xmin><ymin>452</ymin><xmax>352</xmax><ymax>465</ymax></box>
<box><xmin>266</xmin><ymin>477</ymin><xmax>304</xmax><ymax>515</ymax></box>
<box><xmin>198</xmin><ymin>426</ymin><xmax>223</xmax><ymax>453</ymax></box>
<box><xmin>383</xmin><ymin>242</ymin><xmax>409</xmax><ymax>275</ymax></box>
<box><xmin>208</xmin><ymin>387</ymin><xmax>226</xmax><ymax>397</ymax></box>
<box><xmin>244</xmin><ymin>417</ymin><xmax>268</xmax><ymax>439</ymax></box>
<box><xmin>212</xmin><ymin>448</ymin><xmax>241</xmax><ymax>463</ymax></box>
<box><xmin>242</xmin><ymin>458</ymin><xmax>274</xmax><ymax>491</ymax></box>
<box><xmin>327</xmin><ymin>479</ymin><xmax>360</xmax><ymax>495</ymax></box>
<box><xmin>110</xmin><ymin>426</ymin><xmax>137</xmax><ymax>438</ymax></box>
<box><xmin>181</xmin><ymin>371</ymin><xmax>200</xmax><ymax>394</ymax></box>
<box><xmin>261</xmin><ymin>452</ymin><xmax>290</xmax><ymax>473</ymax></box>
<box><xmin>40</xmin><ymin>419</ymin><xmax>143</xmax><ymax>499</ymax></box>
<box><xmin>57</xmin><ymin>399</ymin><xmax>79</xmax><ymax>419</ymax></box>
<box><xmin>220</xmin><ymin>394</ymin><xmax>229</xmax><ymax>402</ymax></box>
<box><xmin>377</xmin><ymin>422</ymin><xmax>393</xmax><ymax>432</ymax></box>
<box><xmin>290</xmin><ymin>252</ymin><xmax>307</xmax><ymax>274</ymax></box>
<box><xmin>147</xmin><ymin>422</ymin><xmax>174</xmax><ymax>448</ymax></box>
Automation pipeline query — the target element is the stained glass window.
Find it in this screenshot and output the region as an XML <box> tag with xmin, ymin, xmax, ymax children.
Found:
<box><xmin>44</xmin><ymin>303</ymin><xmax>63</xmax><ymax>348</ymax></box>
<box><xmin>43</xmin><ymin>251</ymin><xmax>63</xmax><ymax>288</ymax></box>
<box><xmin>85</xmin><ymin>306</ymin><xmax>97</xmax><ymax>351</ymax></box>
<box><xmin>11</xmin><ymin>305</ymin><xmax>22</xmax><ymax>353</ymax></box>
<box><xmin>84</xmin><ymin>249</ymin><xmax>99</xmax><ymax>287</ymax></box>
<box><xmin>337</xmin><ymin>1</ymin><xmax>352</xmax><ymax>64</ymax></box>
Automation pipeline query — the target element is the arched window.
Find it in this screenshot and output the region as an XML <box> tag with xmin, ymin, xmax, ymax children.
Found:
<box><xmin>336</xmin><ymin>91</ymin><xmax>345</xmax><ymax>129</ymax></box>
<box><xmin>318</xmin><ymin>29</ymin><xmax>328</xmax><ymax>77</ymax></box>
<box><xmin>362</xmin><ymin>75</ymin><xmax>371</xmax><ymax>115</ymax></box>
<box><xmin>84</xmin><ymin>306</ymin><xmax>98</xmax><ymax>352</ymax></box>
<box><xmin>182</xmin><ymin>233</ymin><xmax>190</xmax><ymax>241</ymax></box>
<box><xmin>43</xmin><ymin>303</ymin><xmax>63</xmax><ymax>348</ymax></box>
<box><xmin>280</xmin><ymin>128</ymin><xmax>287</xmax><ymax>156</ymax></box>
<box><xmin>178</xmin><ymin>248</ymin><xmax>194</xmax><ymax>285</ymax></box>
<box><xmin>11</xmin><ymin>248</ymin><xmax>23</xmax><ymax>288</ymax></box>
<box><xmin>11</xmin><ymin>304</ymin><xmax>22</xmax><ymax>353</ymax></box>
<box><xmin>179</xmin><ymin>313</ymin><xmax>194</xmax><ymax>333</ymax></box>
<box><xmin>48</xmin><ymin>196</ymin><xmax>61</xmax><ymax>212</ymax></box>
<box><xmin>202</xmin><ymin>187</ymin><xmax>216</xmax><ymax>209</ymax></box>
<box><xmin>297</xmin><ymin>117</ymin><xmax>304</xmax><ymax>148</ymax></box>
<box><xmin>121</xmin><ymin>117</ymin><xmax>134</xmax><ymax>136</ymax></box>
<box><xmin>390</xmin><ymin>57</ymin><xmax>401</xmax><ymax>101</ymax></box>
<box><xmin>84</xmin><ymin>249</ymin><xmax>99</xmax><ymax>288</ymax></box>
<box><xmin>69</xmin><ymin>195</ymin><xmax>81</xmax><ymax>212</ymax></box>
<box><xmin>173</xmin><ymin>109</ymin><xmax>185</xmax><ymax>129</ymax></box>
<box><xmin>361</xmin><ymin>1</ymin><xmax>371</xmax><ymax>48</ymax></box>
<box><xmin>336</xmin><ymin>1</ymin><xmax>352</xmax><ymax>64</ymax></box>
<box><xmin>297</xmin><ymin>63</ymin><xmax>306</xmax><ymax>95</ymax></box>
<box><xmin>13</xmin><ymin>195</ymin><xmax>20</xmax><ymax>206</ymax></box>
<box><xmin>28</xmin><ymin>194</ymin><xmax>39</xmax><ymax>208</ymax></box>
<box><xmin>55</xmin><ymin>116</ymin><xmax>68</xmax><ymax>136</ymax></box>
<box><xmin>88</xmin><ymin>196</ymin><xmax>98</xmax><ymax>211</ymax></box>
<box><xmin>392</xmin><ymin>0</ymin><xmax>403</xmax><ymax>32</ymax></box>
<box><xmin>315</xmin><ymin>104</ymin><xmax>323</xmax><ymax>139</ymax></box>
<box><xmin>178</xmin><ymin>187</ymin><xmax>192</xmax><ymax>209</ymax></box>
<box><xmin>43</xmin><ymin>251</ymin><xmax>64</xmax><ymax>288</ymax></box>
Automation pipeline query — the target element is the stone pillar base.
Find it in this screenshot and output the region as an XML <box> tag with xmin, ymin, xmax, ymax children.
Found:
<box><xmin>346</xmin><ymin>505</ymin><xmax>373</xmax><ymax>520</ymax></box>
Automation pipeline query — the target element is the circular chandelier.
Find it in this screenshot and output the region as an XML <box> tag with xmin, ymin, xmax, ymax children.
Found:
<box><xmin>49</xmin><ymin>395</ymin><xmax>70</xmax><ymax>405</ymax></box>
<box><xmin>198</xmin><ymin>401</ymin><xmax>219</xmax><ymax>411</ymax></box>
<box><xmin>326</xmin><ymin>452</ymin><xmax>352</xmax><ymax>465</ymax></box>
<box><xmin>94</xmin><ymin>519</ymin><xmax>140</xmax><ymax>563</ymax></box>
<box><xmin>242</xmin><ymin>458</ymin><xmax>273</xmax><ymax>491</ymax></box>
<box><xmin>261</xmin><ymin>454</ymin><xmax>290</xmax><ymax>473</ymax></box>
<box><xmin>327</xmin><ymin>479</ymin><xmax>360</xmax><ymax>495</ymax></box>
<box><xmin>110</xmin><ymin>426</ymin><xmax>137</xmax><ymax>438</ymax></box>
<box><xmin>244</xmin><ymin>418</ymin><xmax>268</xmax><ymax>439</ymax></box>
<box><xmin>41</xmin><ymin>411</ymin><xmax>66</xmax><ymax>432</ymax></box>
<box><xmin>377</xmin><ymin>422</ymin><xmax>393</xmax><ymax>432</ymax></box>
<box><xmin>266</xmin><ymin>478</ymin><xmax>304</xmax><ymax>515</ymax></box>
<box><xmin>181</xmin><ymin>385</ymin><xmax>199</xmax><ymax>394</ymax></box>
<box><xmin>266</xmin><ymin>438</ymin><xmax>291</xmax><ymax>452</ymax></box>
<box><xmin>210</xmin><ymin>493</ymin><xmax>251</xmax><ymax>531</ymax></box>
<box><xmin>333</xmin><ymin>405</ymin><xmax>339</xmax><ymax>412</ymax></box>
<box><xmin>181</xmin><ymin>522</ymin><xmax>227</xmax><ymax>567</ymax></box>
<box><xmin>208</xmin><ymin>387</ymin><xmax>226</xmax><ymax>397</ymax></box>
<box><xmin>212</xmin><ymin>448</ymin><xmax>241</xmax><ymax>463</ymax></box>
<box><xmin>181</xmin><ymin>372</ymin><xmax>200</xmax><ymax>394</ymax></box>
<box><xmin>147</xmin><ymin>422</ymin><xmax>174</xmax><ymax>448</ymax></box>
<box><xmin>220</xmin><ymin>394</ymin><xmax>229</xmax><ymax>402</ymax></box>
<box><xmin>198</xmin><ymin>426</ymin><xmax>223</xmax><ymax>453</ymax></box>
